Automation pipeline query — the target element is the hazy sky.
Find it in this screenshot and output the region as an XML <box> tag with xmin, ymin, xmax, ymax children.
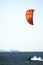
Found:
<box><xmin>0</xmin><ymin>0</ymin><xmax>43</xmax><ymax>51</ymax></box>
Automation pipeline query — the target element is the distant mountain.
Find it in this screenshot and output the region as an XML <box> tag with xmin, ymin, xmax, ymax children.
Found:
<box><xmin>0</xmin><ymin>50</ymin><xmax>7</xmax><ymax>52</ymax></box>
<box><xmin>10</xmin><ymin>50</ymin><xmax>20</xmax><ymax>52</ymax></box>
<box><xmin>0</xmin><ymin>50</ymin><xmax>20</xmax><ymax>52</ymax></box>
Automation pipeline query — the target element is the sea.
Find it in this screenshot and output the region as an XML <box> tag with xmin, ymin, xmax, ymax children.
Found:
<box><xmin>0</xmin><ymin>52</ymin><xmax>43</xmax><ymax>65</ymax></box>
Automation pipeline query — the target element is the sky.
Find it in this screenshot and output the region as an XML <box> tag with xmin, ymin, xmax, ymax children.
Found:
<box><xmin>0</xmin><ymin>0</ymin><xmax>43</xmax><ymax>51</ymax></box>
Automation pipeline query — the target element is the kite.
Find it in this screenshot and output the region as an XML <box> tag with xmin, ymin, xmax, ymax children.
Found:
<box><xmin>26</xmin><ymin>9</ymin><xmax>35</xmax><ymax>25</ymax></box>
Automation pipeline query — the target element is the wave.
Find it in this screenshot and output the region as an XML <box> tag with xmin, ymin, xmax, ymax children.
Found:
<box><xmin>31</xmin><ymin>56</ymin><xmax>43</xmax><ymax>61</ymax></box>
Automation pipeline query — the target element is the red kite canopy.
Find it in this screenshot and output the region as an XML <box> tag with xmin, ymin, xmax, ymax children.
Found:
<box><xmin>26</xmin><ymin>9</ymin><xmax>35</xmax><ymax>25</ymax></box>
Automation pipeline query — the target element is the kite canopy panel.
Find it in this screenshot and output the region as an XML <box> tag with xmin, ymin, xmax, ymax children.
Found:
<box><xmin>26</xmin><ymin>9</ymin><xmax>35</xmax><ymax>25</ymax></box>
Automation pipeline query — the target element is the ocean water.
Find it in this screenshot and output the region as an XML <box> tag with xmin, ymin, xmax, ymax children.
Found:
<box><xmin>0</xmin><ymin>52</ymin><xmax>43</xmax><ymax>65</ymax></box>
